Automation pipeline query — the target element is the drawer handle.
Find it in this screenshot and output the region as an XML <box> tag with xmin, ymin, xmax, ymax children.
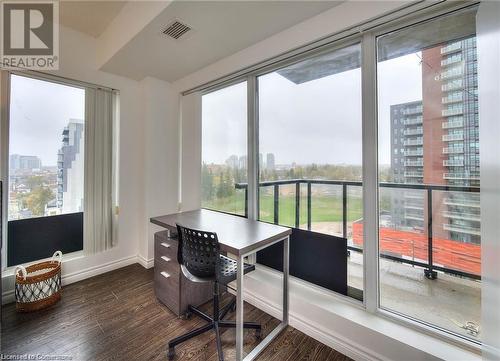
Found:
<box><xmin>161</xmin><ymin>242</ymin><xmax>171</xmax><ymax>248</ymax></box>
<box><xmin>161</xmin><ymin>256</ymin><xmax>171</xmax><ymax>263</ymax></box>
<box><xmin>161</xmin><ymin>271</ymin><xmax>171</xmax><ymax>279</ymax></box>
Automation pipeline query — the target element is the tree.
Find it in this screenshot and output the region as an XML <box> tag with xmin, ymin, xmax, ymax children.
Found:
<box><xmin>201</xmin><ymin>163</ymin><xmax>214</xmax><ymax>201</ymax></box>
<box><xmin>25</xmin><ymin>187</ymin><xmax>54</xmax><ymax>217</ymax></box>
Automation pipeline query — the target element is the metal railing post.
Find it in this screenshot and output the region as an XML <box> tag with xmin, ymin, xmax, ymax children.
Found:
<box><xmin>425</xmin><ymin>188</ymin><xmax>437</xmax><ymax>279</ymax></box>
<box><xmin>307</xmin><ymin>182</ymin><xmax>312</xmax><ymax>231</ymax></box>
<box><xmin>295</xmin><ymin>182</ymin><xmax>300</xmax><ymax>228</ymax></box>
<box><xmin>342</xmin><ymin>184</ymin><xmax>347</xmax><ymax>239</ymax></box>
<box><xmin>274</xmin><ymin>184</ymin><xmax>279</xmax><ymax>225</ymax></box>
<box><xmin>244</xmin><ymin>187</ymin><xmax>248</xmax><ymax>218</ymax></box>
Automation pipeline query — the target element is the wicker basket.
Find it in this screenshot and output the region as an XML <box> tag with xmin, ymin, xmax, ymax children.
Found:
<box><xmin>15</xmin><ymin>251</ymin><xmax>63</xmax><ymax>312</ymax></box>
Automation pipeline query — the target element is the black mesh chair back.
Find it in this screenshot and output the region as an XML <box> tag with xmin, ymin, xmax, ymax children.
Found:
<box><xmin>176</xmin><ymin>224</ymin><xmax>220</xmax><ymax>279</ymax></box>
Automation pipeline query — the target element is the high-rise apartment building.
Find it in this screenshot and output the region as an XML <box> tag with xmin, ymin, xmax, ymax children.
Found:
<box><xmin>57</xmin><ymin>120</ymin><xmax>84</xmax><ymax>213</ymax></box>
<box><xmin>266</xmin><ymin>153</ymin><xmax>275</xmax><ymax>170</ymax></box>
<box><xmin>390</xmin><ymin>37</ymin><xmax>480</xmax><ymax>244</ymax></box>
<box><xmin>9</xmin><ymin>154</ymin><xmax>42</xmax><ymax>172</ymax></box>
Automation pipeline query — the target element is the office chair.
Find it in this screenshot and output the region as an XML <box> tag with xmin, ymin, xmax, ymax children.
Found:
<box><xmin>167</xmin><ymin>224</ymin><xmax>261</xmax><ymax>361</ymax></box>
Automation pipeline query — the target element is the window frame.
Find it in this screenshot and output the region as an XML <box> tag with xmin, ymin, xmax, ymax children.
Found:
<box><xmin>194</xmin><ymin>1</ymin><xmax>482</xmax><ymax>351</ymax></box>
<box><xmin>0</xmin><ymin>70</ymin><xmax>118</xmax><ymax>270</ymax></box>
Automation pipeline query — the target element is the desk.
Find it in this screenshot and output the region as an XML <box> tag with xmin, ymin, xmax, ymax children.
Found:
<box><xmin>151</xmin><ymin>209</ymin><xmax>292</xmax><ymax>361</ymax></box>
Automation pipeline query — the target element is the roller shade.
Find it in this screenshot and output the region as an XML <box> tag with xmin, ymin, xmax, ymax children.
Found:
<box><xmin>377</xmin><ymin>6</ymin><xmax>477</xmax><ymax>62</ymax></box>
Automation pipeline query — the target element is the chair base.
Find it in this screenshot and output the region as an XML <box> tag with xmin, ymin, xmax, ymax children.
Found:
<box><xmin>168</xmin><ymin>298</ymin><xmax>261</xmax><ymax>361</ymax></box>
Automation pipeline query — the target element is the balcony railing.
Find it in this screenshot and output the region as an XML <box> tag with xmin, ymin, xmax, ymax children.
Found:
<box><xmin>442</xmin><ymin>133</ymin><xmax>464</xmax><ymax>141</ymax></box>
<box><xmin>443</xmin><ymin>146</ymin><xmax>464</xmax><ymax>154</ymax></box>
<box><xmin>235</xmin><ymin>179</ymin><xmax>480</xmax><ymax>281</ymax></box>
<box><xmin>442</xmin><ymin>120</ymin><xmax>464</xmax><ymax>129</ymax></box>
<box><xmin>441</xmin><ymin>42</ymin><xmax>462</xmax><ymax>54</ymax></box>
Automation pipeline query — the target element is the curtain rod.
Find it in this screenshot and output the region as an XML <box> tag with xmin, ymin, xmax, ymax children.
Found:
<box><xmin>6</xmin><ymin>68</ymin><xmax>117</xmax><ymax>92</ymax></box>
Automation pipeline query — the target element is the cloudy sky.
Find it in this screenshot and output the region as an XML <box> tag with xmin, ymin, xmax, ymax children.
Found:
<box><xmin>9</xmin><ymin>74</ymin><xmax>85</xmax><ymax>167</ymax></box>
<box><xmin>202</xmin><ymin>51</ymin><xmax>423</xmax><ymax>167</ymax></box>
<box><xmin>10</xmin><ymin>51</ymin><xmax>423</xmax><ymax>169</ymax></box>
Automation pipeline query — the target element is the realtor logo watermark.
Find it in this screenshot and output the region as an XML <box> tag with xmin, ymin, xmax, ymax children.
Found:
<box><xmin>1</xmin><ymin>1</ymin><xmax>59</xmax><ymax>70</ymax></box>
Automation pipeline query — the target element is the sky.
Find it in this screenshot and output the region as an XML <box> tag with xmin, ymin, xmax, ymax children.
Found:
<box><xmin>202</xmin><ymin>51</ymin><xmax>423</xmax><ymax>167</ymax></box>
<box><xmin>10</xmin><ymin>51</ymin><xmax>423</xmax><ymax>168</ymax></box>
<box><xmin>9</xmin><ymin>75</ymin><xmax>85</xmax><ymax>167</ymax></box>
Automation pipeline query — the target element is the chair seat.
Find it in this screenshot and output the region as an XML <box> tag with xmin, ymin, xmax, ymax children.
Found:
<box><xmin>218</xmin><ymin>255</ymin><xmax>255</xmax><ymax>284</ymax></box>
<box><xmin>180</xmin><ymin>255</ymin><xmax>255</xmax><ymax>284</ymax></box>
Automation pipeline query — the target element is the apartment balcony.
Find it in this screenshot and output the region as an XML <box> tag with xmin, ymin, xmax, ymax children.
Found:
<box><xmin>403</xmin><ymin>117</ymin><xmax>423</xmax><ymax>126</ymax></box>
<box><xmin>440</xmin><ymin>41</ymin><xmax>462</xmax><ymax>54</ymax></box>
<box><xmin>404</xmin><ymin>171</ymin><xmax>423</xmax><ymax>178</ymax></box>
<box><xmin>443</xmin><ymin>146</ymin><xmax>464</xmax><ymax>154</ymax></box>
<box><xmin>443</xmin><ymin>173</ymin><xmax>480</xmax><ymax>181</ymax></box>
<box><xmin>440</xmin><ymin>67</ymin><xmax>463</xmax><ymax>80</ymax></box>
<box><xmin>401</xmin><ymin>107</ymin><xmax>423</xmax><ymax>115</ymax></box>
<box><xmin>442</xmin><ymin>133</ymin><xmax>464</xmax><ymax>141</ymax></box>
<box><xmin>444</xmin><ymin>197</ymin><xmax>480</xmax><ymax>208</ymax></box>
<box><xmin>443</xmin><ymin>211</ymin><xmax>481</xmax><ymax>222</ymax></box>
<box><xmin>404</xmin><ymin>203</ymin><xmax>424</xmax><ymax>211</ymax></box>
<box><xmin>404</xmin><ymin>149</ymin><xmax>423</xmax><ymax>157</ymax></box>
<box><xmin>404</xmin><ymin>138</ymin><xmax>423</xmax><ymax>146</ymax></box>
<box><xmin>442</xmin><ymin>120</ymin><xmax>464</xmax><ymax>129</ymax></box>
<box><xmin>443</xmin><ymin>159</ymin><xmax>464</xmax><ymax>166</ymax></box>
<box><xmin>404</xmin><ymin>160</ymin><xmax>423</xmax><ymax>167</ymax></box>
<box><xmin>442</xmin><ymin>94</ymin><xmax>463</xmax><ymax>104</ymax></box>
<box><xmin>442</xmin><ymin>108</ymin><xmax>464</xmax><ymax>117</ymax></box>
<box><xmin>441</xmin><ymin>56</ymin><xmax>462</xmax><ymax>67</ymax></box>
<box><xmin>403</xmin><ymin>127</ymin><xmax>423</xmax><ymax>136</ymax></box>
<box><xmin>443</xmin><ymin>223</ymin><xmax>481</xmax><ymax>236</ymax></box>
<box><xmin>442</xmin><ymin>80</ymin><xmax>463</xmax><ymax>92</ymax></box>
<box><xmin>229</xmin><ymin>179</ymin><xmax>482</xmax><ymax>338</ymax></box>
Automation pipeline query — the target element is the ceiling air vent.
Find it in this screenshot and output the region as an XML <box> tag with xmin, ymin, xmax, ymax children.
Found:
<box><xmin>162</xmin><ymin>20</ymin><xmax>192</xmax><ymax>40</ymax></box>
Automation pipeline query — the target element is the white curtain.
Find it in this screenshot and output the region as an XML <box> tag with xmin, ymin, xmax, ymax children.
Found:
<box><xmin>84</xmin><ymin>87</ymin><xmax>117</xmax><ymax>254</ymax></box>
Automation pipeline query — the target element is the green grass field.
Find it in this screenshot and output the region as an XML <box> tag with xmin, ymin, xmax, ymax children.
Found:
<box><xmin>203</xmin><ymin>189</ymin><xmax>364</xmax><ymax>228</ymax></box>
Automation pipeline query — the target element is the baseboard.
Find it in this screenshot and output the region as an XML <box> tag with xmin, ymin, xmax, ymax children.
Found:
<box><xmin>136</xmin><ymin>254</ymin><xmax>154</xmax><ymax>269</ymax></box>
<box><xmin>62</xmin><ymin>255</ymin><xmax>138</xmax><ymax>285</ymax></box>
<box><xmin>2</xmin><ymin>255</ymin><xmax>139</xmax><ymax>305</ymax></box>
<box><xmin>232</xmin><ymin>285</ymin><xmax>386</xmax><ymax>361</ymax></box>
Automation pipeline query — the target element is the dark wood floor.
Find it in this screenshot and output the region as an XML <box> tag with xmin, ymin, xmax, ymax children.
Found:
<box><xmin>2</xmin><ymin>264</ymin><xmax>350</xmax><ymax>361</ymax></box>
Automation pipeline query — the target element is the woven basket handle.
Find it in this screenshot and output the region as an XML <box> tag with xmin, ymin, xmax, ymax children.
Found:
<box><xmin>15</xmin><ymin>265</ymin><xmax>27</xmax><ymax>280</ymax></box>
<box><xmin>51</xmin><ymin>251</ymin><xmax>63</xmax><ymax>264</ymax></box>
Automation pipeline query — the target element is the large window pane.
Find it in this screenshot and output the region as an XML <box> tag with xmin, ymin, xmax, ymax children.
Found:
<box><xmin>258</xmin><ymin>43</ymin><xmax>363</xmax><ymax>299</ymax></box>
<box><xmin>201</xmin><ymin>82</ymin><xmax>247</xmax><ymax>216</ymax></box>
<box><xmin>377</xmin><ymin>7</ymin><xmax>481</xmax><ymax>340</ymax></box>
<box><xmin>9</xmin><ymin>75</ymin><xmax>85</xmax><ymax>219</ymax></box>
<box><xmin>8</xmin><ymin>74</ymin><xmax>85</xmax><ymax>266</ymax></box>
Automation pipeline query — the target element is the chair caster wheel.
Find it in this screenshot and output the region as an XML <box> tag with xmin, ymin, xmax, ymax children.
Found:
<box><xmin>168</xmin><ymin>347</ymin><xmax>175</xmax><ymax>360</ymax></box>
<box><xmin>183</xmin><ymin>311</ymin><xmax>192</xmax><ymax>320</ymax></box>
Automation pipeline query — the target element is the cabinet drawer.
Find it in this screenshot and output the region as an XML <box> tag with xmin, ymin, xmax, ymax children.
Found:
<box><xmin>156</xmin><ymin>255</ymin><xmax>179</xmax><ymax>278</ymax></box>
<box><xmin>155</xmin><ymin>236</ymin><xmax>178</xmax><ymax>260</ymax></box>
<box><xmin>154</xmin><ymin>266</ymin><xmax>179</xmax><ymax>313</ymax></box>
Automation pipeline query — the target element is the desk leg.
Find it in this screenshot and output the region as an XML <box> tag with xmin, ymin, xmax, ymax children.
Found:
<box><xmin>236</xmin><ymin>255</ymin><xmax>244</xmax><ymax>361</ymax></box>
<box><xmin>283</xmin><ymin>235</ymin><xmax>289</xmax><ymax>326</ymax></box>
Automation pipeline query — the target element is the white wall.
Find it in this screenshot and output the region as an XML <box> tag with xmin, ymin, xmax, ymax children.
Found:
<box><xmin>139</xmin><ymin>76</ymin><xmax>180</xmax><ymax>267</ymax></box>
<box><xmin>477</xmin><ymin>2</ymin><xmax>500</xmax><ymax>360</ymax></box>
<box><xmin>1</xmin><ymin>25</ymin><xmax>146</xmax><ymax>298</ymax></box>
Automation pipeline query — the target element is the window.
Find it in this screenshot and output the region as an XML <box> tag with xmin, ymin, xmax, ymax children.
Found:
<box><xmin>257</xmin><ymin>43</ymin><xmax>363</xmax><ymax>300</ymax></box>
<box><xmin>377</xmin><ymin>7</ymin><xmax>480</xmax><ymax>341</ymax></box>
<box><xmin>7</xmin><ymin>74</ymin><xmax>86</xmax><ymax>266</ymax></box>
<box><xmin>201</xmin><ymin>82</ymin><xmax>247</xmax><ymax>216</ymax></box>
<box><xmin>196</xmin><ymin>2</ymin><xmax>489</xmax><ymax>346</ymax></box>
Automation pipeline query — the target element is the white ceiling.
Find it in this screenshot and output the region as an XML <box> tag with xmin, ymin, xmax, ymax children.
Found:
<box><xmin>100</xmin><ymin>1</ymin><xmax>342</xmax><ymax>82</ymax></box>
<box><xmin>60</xmin><ymin>1</ymin><xmax>127</xmax><ymax>38</ymax></box>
